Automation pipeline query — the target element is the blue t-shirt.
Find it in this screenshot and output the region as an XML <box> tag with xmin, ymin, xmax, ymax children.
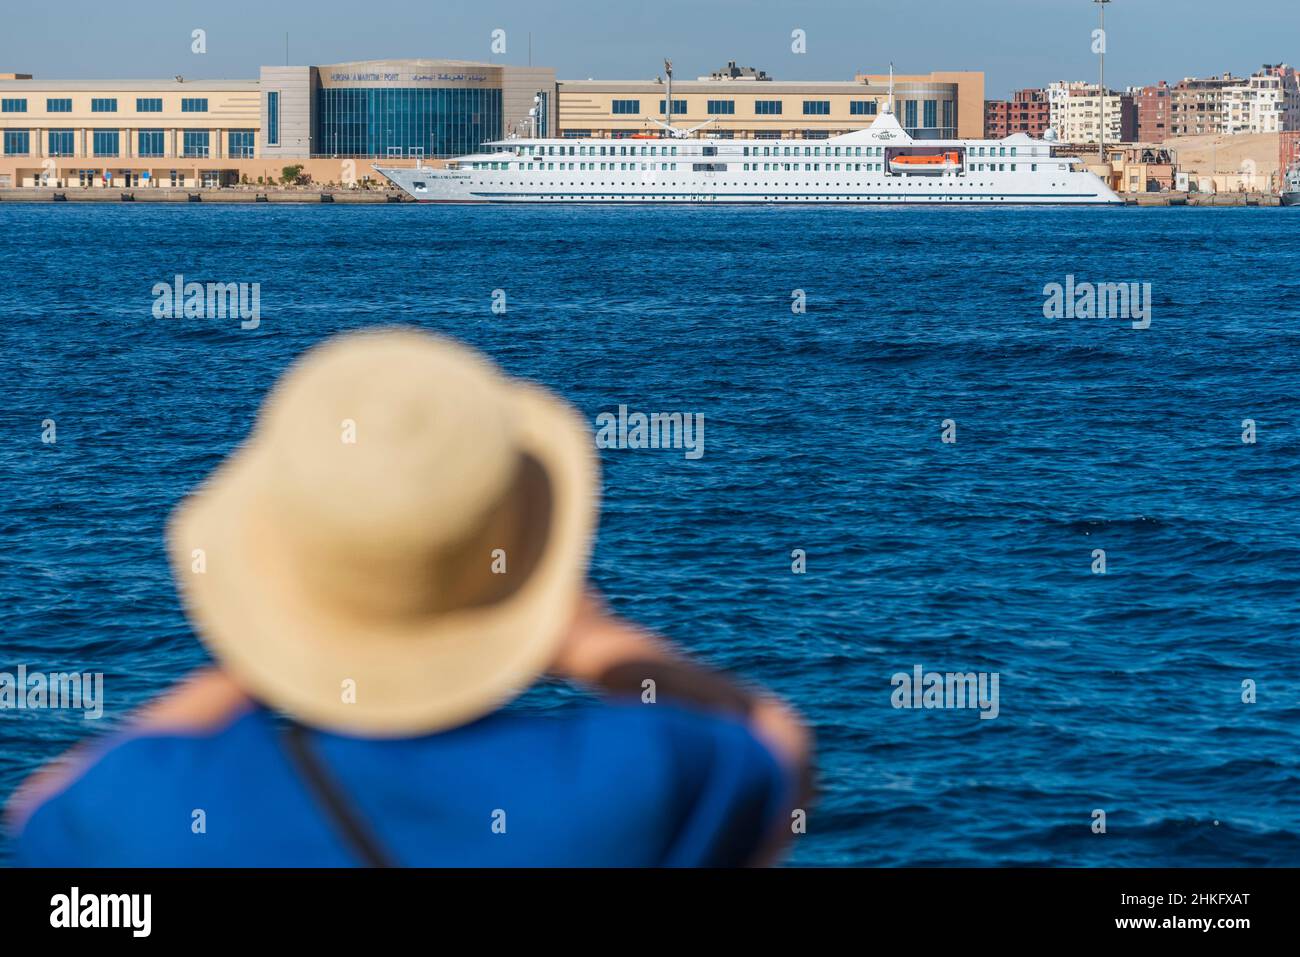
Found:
<box><xmin>13</xmin><ymin>700</ymin><xmax>792</xmax><ymax>867</ymax></box>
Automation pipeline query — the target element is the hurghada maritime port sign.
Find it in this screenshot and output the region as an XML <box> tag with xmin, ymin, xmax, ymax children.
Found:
<box><xmin>325</xmin><ymin>70</ymin><xmax>490</xmax><ymax>85</ymax></box>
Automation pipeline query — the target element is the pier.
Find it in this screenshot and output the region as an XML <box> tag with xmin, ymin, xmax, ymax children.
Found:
<box><xmin>0</xmin><ymin>188</ymin><xmax>414</xmax><ymax>204</ymax></box>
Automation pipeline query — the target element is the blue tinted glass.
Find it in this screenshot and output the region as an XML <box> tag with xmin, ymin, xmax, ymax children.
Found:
<box><xmin>138</xmin><ymin>129</ymin><xmax>164</xmax><ymax>156</ymax></box>
<box><xmin>182</xmin><ymin>130</ymin><xmax>210</xmax><ymax>156</ymax></box>
<box><xmin>228</xmin><ymin>129</ymin><xmax>255</xmax><ymax>158</ymax></box>
<box><xmin>92</xmin><ymin>130</ymin><xmax>120</xmax><ymax>156</ymax></box>
<box><xmin>48</xmin><ymin>129</ymin><xmax>74</xmax><ymax>154</ymax></box>
<box><xmin>314</xmin><ymin>87</ymin><xmax>504</xmax><ymax>158</ymax></box>
<box><xmin>267</xmin><ymin>91</ymin><xmax>279</xmax><ymax>145</ymax></box>
<box><xmin>3</xmin><ymin>130</ymin><xmax>30</xmax><ymax>154</ymax></box>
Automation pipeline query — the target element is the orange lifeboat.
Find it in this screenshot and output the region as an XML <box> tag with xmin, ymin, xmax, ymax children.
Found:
<box><xmin>889</xmin><ymin>151</ymin><xmax>962</xmax><ymax>174</ymax></box>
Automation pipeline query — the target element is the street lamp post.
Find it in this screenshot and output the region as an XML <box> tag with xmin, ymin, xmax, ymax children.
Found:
<box><xmin>1096</xmin><ymin>0</ymin><xmax>1111</xmax><ymax>163</ymax></box>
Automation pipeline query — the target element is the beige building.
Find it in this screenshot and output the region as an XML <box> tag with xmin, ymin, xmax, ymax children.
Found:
<box><xmin>1169</xmin><ymin>74</ymin><xmax>1240</xmax><ymax>137</ymax></box>
<box><xmin>557</xmin><ymin>68</ymin><xmax>984</xmax><ymax>140</ymax></box>
<box><xmin>0</xmin><ymin>75</ymin><xmax>266</xmax><ymax>188</ymax></box>
<box><xmin>1047</xmin><ymin>81</ymin><xmax>1132</xmax><ymax>145</ymax></box>
<box><xmin>0</xmin><ymin>60</ymin><xmax>554</xmax><ymax>188</ymax></box>
<box><xmin>855</xmin><ymin>70</ymin><xmax>985</xmax><ymax>139</ymax></box>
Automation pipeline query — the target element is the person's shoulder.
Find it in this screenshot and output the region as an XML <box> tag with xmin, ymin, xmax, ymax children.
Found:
<box><xmin>570</xmin><ymin>699</ymin><xmax>793</xmax><ymax>866</ymax></box>
<box><xmin>9</xmin><ymin>701</ymin><xmax>266</xmax><ymax>866</ymax></box>
<box><xmin>566</xmin><ymin>698</ymin><xmax>789</xmax><ymax>792</ymax></box>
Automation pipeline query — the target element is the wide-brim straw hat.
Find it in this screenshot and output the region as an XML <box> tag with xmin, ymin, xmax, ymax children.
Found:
<box><xmin>167</xmin><ymin>328</ymin><xmax>597</xmax><ymax>736</ymax></box>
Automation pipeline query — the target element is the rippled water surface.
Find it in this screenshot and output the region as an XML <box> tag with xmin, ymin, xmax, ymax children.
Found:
<box><xmin>2</xmin><ymin>203</ymin><xmax>1298</xmax><ymax>866</ymax></box>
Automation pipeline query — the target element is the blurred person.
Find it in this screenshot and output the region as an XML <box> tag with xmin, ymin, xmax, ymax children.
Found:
<box><xmin>8</xmin><ymin>329</ymin><xmax>811</xmax><ymax>867</ymax></box>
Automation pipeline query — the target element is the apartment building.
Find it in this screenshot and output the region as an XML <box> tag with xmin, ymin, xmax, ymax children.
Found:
<box><xmin>1133</xmin><ymin>81</ymin><xmax>1171</xmax><ymax>143</ymax></box>
<box><xmin>1222</xmin><ymin>64</ymin><xmax>1300</xmax><ymax>135</ymax></box>
<box><xmin>984</xmin><ymin>88</ymin><xmax>1050</xmax><ymax>139</ymax></box>
<box><xmin>1047</xmin><ymin>81</ymin><xmax>1135</xmax><ymax>145</ymax></box>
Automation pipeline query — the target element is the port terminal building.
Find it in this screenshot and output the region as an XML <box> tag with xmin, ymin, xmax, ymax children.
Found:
<box><xmin>0</xmin><ymin>60</ymin><xmax>982</xmax><ymax>189</ymax></box>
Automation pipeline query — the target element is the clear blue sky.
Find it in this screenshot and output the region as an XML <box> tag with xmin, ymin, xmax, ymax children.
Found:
<box><xmin>2</xmin><ymin>0</ymin><xmax>1296</xmax><ymax>97</ymax></box>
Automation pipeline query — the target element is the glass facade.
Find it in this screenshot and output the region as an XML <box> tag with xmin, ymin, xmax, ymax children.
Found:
<box><xmin>182</xmin><ymin>130</ymin><xmax>210</xmax><ymax>157</ymax></box>
<box><xmin>48</xmin><ymin>129</ymin><xmax>74</xmax><ymax>155</ymax></box>
<box><xmin>92</xmin><ymin>130</ymin><xmax>119</xmax><ymax>156</ymax></box>
<box><xmin>228</xmin><ymin>129</ymin><xmax>255</xmax><ymax>158</ymax></box>
<box><xmin>3</xmin><ymin>130</ymin><xmax>30</xmax><ymax>155</ymax></box>
<box><xmin>535</xmin><ymin>90</ymin><xmax>549</xmax><ymax>137</ymax></box>
<box><xmin>923</xmin><ymin>100</ymin><xmax>937</xmax><ymax>128</ymax></box>
<box><xmin>315</xmin><ymin>87</ymin><xmax>502</xmax><ymax>158</ymax></box>
<box><xmin>266</xmin><ymin>91</ymin><xmax>279</xmax><ymax>146</ymax></box>
<box><xmin>138</xmin><ymin>129</ymin><xmax>165</xmax><ymax>157</ymax></box>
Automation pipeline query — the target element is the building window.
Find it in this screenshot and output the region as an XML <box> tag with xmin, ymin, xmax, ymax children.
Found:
<box><xmin>314</xmin><ymin>87</ymin><xmax>504</xmax><ymax>158</ymax></box>
<box><xmin>137</xmin><ymin>97</ymin><xmax>163</xmax><ymax>113</ymax></box>
<box><xmin>92</xmin><ymin>130</ymin><xmax>120</xmax><ymax>157</ymax></box>
<box><xmin>535</xmin><ymin>90</ymin><xmax>550</xmax><ymax>137</ymax></box>
<box><xmin>611</xmin><ymin>99</ymin><xmax>640</xmax><ymax>115</ymax></box>
<box><xmin>228</xmin><ymin>129</ymin><xmax>255</xmax><ymax>158</ymax></box>
<box><xmin>803</xmin><ymin>100</ymin><xmax>830</xmax><ymax>115</ymax></box>
<box><xmin>658</xmin><ymin>99</ymin><xmax>687</xmax><ymax>115</ymax></box>
<box><xmin>943</xmin><ymin>100</ymin><xmax>954</xmax><ymax>131</ymax></box>
<box><xmin>47</xmin><ymin>129</ymin><xmax>75</xmax><ymax>155</ymax></box>
<box><xmin>3</xmin><ymin>130</ymin><xmax>30</xmax><ymax>155</ymax></box>
<box><xmin>266</xmin><ymin>91</ymin><xmax>279</xmax><ymax>146</ymax></box>
<box><xmin>1</xmin><ymin>98</ymin><xmax>26</xmax><ymax>113</ymax></box>
<box><xmin>182</xmin><ymin>130</ymin><xmax>210</xmax><ymax>157</ymax></box>
<box><xmin>47</xmin><ymin>98</ymin><xmax>73</xmax><ymax>113</ymax></box>
<box><xmin>181</xmin><ymin>98</ymin><xmax>208</xmax><ymax>113</ymax></box>
<box><xmin>562</xmin><ymin>129</ymin><xmax>591</xmax><ymax>138</ymax></box>
<box><xmin>755</xmin><ymin>100</ymin><xmax>783</xmax><ymax>115</ymax></box>
<box><xmin>904</xmin><ymin>100</ymin><xmax>918</xmax><ymax>128</ymax></box>
<box><xmin>707</xmin><ymin>99</ymin><xmax>735</xmax><ymax>115</ymax></box>
<box><xmin>91</xmin><ymin>98</ymin><xmax>118</xmax><ymax>113</ymax></box>
<box><xmin>923</xmin><ymin>100</ymin><xmax>937</xmax><ymax>128</ymax></box>
<box><xmin>138</xmin><ymin>129</ymin><xmax>165</xmax><ymax>157</ymax></box>
<box><xmin>849</xmin><ymin>100</ymin><xmax>878</xmax><ymax>116</ymax></box>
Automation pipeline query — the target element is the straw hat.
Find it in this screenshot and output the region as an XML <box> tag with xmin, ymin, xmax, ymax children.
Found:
<box><xmin>167</xmin><ymin>328</ymin><xmax>597</xmax><ymax>736</ymax></box>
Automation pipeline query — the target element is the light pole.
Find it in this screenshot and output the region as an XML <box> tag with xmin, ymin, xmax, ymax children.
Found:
<box><xmin>1096</xmin><ymin>0</ymin><xmax>1111</xmax><ymax>163</ymax></box>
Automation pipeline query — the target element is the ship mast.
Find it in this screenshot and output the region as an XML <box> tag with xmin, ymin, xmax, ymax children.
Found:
<box><xmin>887</xmin><ymin>62</ymin><xmax>895</xmax><ymax>115</ymax></box>
<box><xmin>664</xmin><ymin>58</ymin><xmax>673</xmax><ymax>134</ymax></box>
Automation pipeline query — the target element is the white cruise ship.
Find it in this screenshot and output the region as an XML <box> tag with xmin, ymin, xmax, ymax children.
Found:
<box><xmin>377</xmin><ymin>107</ymin><xmax>1121</xmax><ymax>207</ymax></box>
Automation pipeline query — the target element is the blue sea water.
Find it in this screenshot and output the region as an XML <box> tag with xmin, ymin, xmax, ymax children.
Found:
<box><xmin>1</xmin><ymin>203</ymin><xmax>1298</xmax><ymax>867</ymax></box>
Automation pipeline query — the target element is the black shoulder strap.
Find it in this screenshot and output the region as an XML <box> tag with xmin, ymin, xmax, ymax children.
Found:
<box><xmin>279</xmin><ymin>721</ymin><xmax>397</xmax><ymax>868</ymax></box>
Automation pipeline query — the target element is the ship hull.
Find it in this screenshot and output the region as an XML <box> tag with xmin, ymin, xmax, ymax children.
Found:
<box><xmin>377</xmin><ymin>165</ymin><xmax>1121</xmax><ymax>206</ymax></box>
